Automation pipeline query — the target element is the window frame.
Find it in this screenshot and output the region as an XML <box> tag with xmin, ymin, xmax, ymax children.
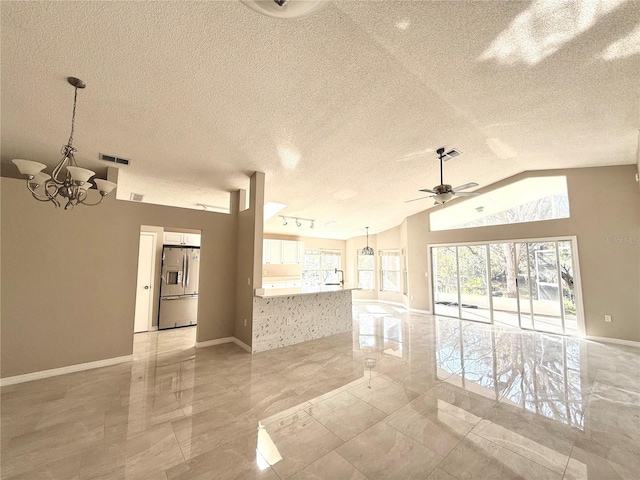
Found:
<box><xmin>380</xmin><ymin>249</ymin><xmax>401</xmax><ymax>293</ymax></box>
<box><xmin>302</xmin><ymin>249</ymin><xmax>342</xmax><ymax>287</ymax></box>
<box><xmin>357</xmin><ymin>250</ymin><xmax>376</xmax><ymax>291</ymax></box>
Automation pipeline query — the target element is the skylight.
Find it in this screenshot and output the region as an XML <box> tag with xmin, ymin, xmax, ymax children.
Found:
<box><xmin>429</xmin><ymin>176</ymin><xmax>570</xmax><ymax>231</ymax></box>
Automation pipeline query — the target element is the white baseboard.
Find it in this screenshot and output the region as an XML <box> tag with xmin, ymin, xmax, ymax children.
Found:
<box><xmin>409</xmin><ymin>308</ymin><xmax>431</xmax><ymax>315</ymax></box>
<box><xmin>586</xmin><ymin>335</ymin><xmax>640</xmax><ymax>348</ymax></box>
<box><xmin>0</xmin><ymin>354</ymin><xmax>133</xmax><ymax>387</ymax></box>
<box><xmin>195</xmin><ymin>336</ymin><xmax>252</xmax><ymax>353</ymax></box>
<box><xmin>195</xmin><ymin>337</ymin><xmax>234</xmax><ymax>348</ymax></box>
<box><xmin>375</xmin><ymin>299</ymin><xmax>408</xmax><ymax>308</ymax></box>
<box><xmin>233</xmin><ymin>337</ymin><xmax>252</xmax><ymax>353</ymax></box>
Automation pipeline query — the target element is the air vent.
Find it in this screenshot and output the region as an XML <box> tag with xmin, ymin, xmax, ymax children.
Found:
<box><xmin>100</xmin><ymin>153</ymin><xmax>131</xmax><ymax>166</ymax></box>
<box><xmin>443</xmin><ymin>149</ymin><xmax>461</xmax><ymax>161</ymax></box>
<box><xmin>130</xmin><ymin>193</ymin><xmax>144</xmax><ymax>202</ymax></box>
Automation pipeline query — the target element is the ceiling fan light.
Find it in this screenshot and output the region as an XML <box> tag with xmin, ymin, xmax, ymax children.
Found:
<box><xmin>435</xmin><ymin>192</ymin><xmax>454</xmax><ymax>203</ymax></box>
<box><xmin>240</xmin><ymin>0</ymin><xmax>328</xmax><ymax>19</ymax></box>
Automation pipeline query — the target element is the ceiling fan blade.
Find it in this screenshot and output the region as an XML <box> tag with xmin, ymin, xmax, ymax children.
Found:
<box><xmin>453</xmin><ymin>191</ymin><xmax>479</xmax><ymax>197</ymax></box>
<box><xmin>405</xmin><ymin>196</ymin><xmax>432</xmax><ymax>203</ymax></box>
<box><xmin>452</xmin><ymin>182</ymin><xmax>478</xmax><ymax>192</ymax></box>
<box><xmin>418</xmin><ymin>188</ymin><xmax>436</xmax><ymax>193</ymax></box>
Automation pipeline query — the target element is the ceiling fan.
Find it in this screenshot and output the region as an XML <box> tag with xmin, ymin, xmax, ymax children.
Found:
<box><xmin>406</xmin><ymin>147</ymin><xmax>479</xmax><ymax>205</ymax></box>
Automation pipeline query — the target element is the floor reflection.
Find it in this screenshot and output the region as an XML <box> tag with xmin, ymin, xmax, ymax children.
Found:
<box><xmin>1</xmin><ymin>302</ymin><xmax>638</xmax><ymax>479</ymax></box>
<box><xmin>435</xmin><ymin>316</ymin><xmax>586</xmax><ymax>429</ymax></box>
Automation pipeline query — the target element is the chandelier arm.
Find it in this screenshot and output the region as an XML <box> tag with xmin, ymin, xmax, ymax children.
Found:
<box><xmin>64</xmin><ymin>197</ymin><xmax>76</xmax><ymax>210</ymax></box>
<box><xmin>51</xmin><ymin>151</ymin><xmax>73</xmax><ymax>184</ymax></box>
<box><xmin>78</xmin><ymin>194</ymin><xmax>106</xmax><ymax>207</ymax></box>
<box><xmin>26</xmin><ymin>180</ymin><xmax>60</xmax><ymax>207</ymax></box>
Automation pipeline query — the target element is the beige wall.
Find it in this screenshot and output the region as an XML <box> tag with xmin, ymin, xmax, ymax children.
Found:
<box><xmin>234</xmin><ymin>173</ymin><xmax>265</xmax><ymax>347</ymax></box>
<box><xmin>404</xmin><ymin>165</ymin><xmax>640</xmax><ymax>342</ymax></box>
<box><xmin>1</xmin><ymin>175</ymin><xmax>241</xmax><ymax>378</ymax></box>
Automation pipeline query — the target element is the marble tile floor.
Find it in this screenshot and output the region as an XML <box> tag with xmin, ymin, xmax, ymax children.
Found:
<box><xmin>1</xmin><ymin>303</ymin><xmax>639</xmax><ymax>479</ymax></box>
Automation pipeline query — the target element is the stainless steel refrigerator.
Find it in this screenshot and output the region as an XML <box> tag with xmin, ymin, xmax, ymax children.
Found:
<box><xmin>159</xmin><ymin>246</ymin><xmax>200</xmax><ymax>329</ymax></box>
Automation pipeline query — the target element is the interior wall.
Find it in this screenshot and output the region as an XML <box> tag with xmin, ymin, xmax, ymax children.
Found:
<box><xmin>1</xmin><ymin>174</ymin><xmax>239</xmax><ymax>378</ymax></box>
<box><xmin>405</xmin><ymin>165</ymin><xmax>640</xmax><ymax>343</ymax></box>
<box><xmin>234</xmin><ymin>173</ymin><xmax>265</xmax><ymax>347</ymax></box>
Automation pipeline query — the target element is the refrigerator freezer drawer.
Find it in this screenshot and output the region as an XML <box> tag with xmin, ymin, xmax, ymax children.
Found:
<box><xmin>159</xmin><ymin>296</ymin><xmax>198</xmax><ymax>329</ymax></box>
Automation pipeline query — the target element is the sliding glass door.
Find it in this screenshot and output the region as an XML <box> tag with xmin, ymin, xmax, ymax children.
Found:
<box><xmin>431</xmin><ymin>238</ymin><xmax>581</xmax><ymax>336</ymax></box>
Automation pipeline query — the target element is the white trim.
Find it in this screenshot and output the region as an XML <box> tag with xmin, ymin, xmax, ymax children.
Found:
<box><xmin>195</xmin><ymin>336</ymin><xmax>252</xmax><ymax>353</ymax></box>
<box><xmin>409</xmin><ymin>308</ymin><xmax>431</xmax><ymax>315</ymax></box>
<box><xmin>233</xmin><ymin>337</ymin><xmax>252</xmax><ymax>353</ymax></box>
<box><xmin>375</xmin><ymin>299</ymin><xmax>407</xmax><ymax>309</ymax></box>
<box><xmin>195</xmin><ymin>337</ymin><xmax>234</xmax><ymax>348</ymax></box>
<box><xmin>0</xmin><ymin>354</ymin><xmax>133</xmax><ymax>387</ymax></box>
<box><xmin>586</xmin><ymin>335</ymin><xmax>640</xmax><ymax>348</ymax></box>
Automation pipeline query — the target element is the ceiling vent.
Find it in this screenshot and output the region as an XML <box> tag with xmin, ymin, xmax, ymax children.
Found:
<box><xmin>442</xmin><ymin>149</ymin><xmax>461</xmax><ymax>161</ymax></box>
<box><xmin>100</xmin><ymin>153</ymin><xmax>130</xmax><ymax>166</ymax></box>
<box><xmin>130</xmin><ymin>193</ymin><xmax>144</xmax><ymax>202</ymax></box>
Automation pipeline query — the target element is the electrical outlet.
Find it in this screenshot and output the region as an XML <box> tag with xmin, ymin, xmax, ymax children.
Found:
<box><xmin>247</xmin><ymin>277</ymin><xmax>251</xmax><ymax>286</ymax></box>
<box><xmin>244</xmin><ymin>318</ymin><xmax>247</xmax><ymax>327</ymax></box>
<box><xmin>604</xmin><ymin>314</ymin><xmax>612</xmax><ymax>323</ymax></box>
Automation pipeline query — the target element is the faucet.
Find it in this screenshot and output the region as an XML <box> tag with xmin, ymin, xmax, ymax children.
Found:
<box><xmin>335</xmin><ymin>268</ymin><xmax>344</xmax><ymax>286</ymax></box>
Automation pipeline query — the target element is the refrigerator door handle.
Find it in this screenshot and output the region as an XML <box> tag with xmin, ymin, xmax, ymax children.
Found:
<box><xmin>186</xmin><ymin>253</ymin><xmax>191</xmax><ymax>288</ymax></box>
<box><xmin>182</xmin><ymin>254</ymin><xmax>187</xmax><ymax>289</ymax></box>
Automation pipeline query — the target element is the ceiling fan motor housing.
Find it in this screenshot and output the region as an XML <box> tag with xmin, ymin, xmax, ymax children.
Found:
<box><xmin>434</xmin><ymin>184</ymin><xmax>453</xmax><ymax>194</ymax></box>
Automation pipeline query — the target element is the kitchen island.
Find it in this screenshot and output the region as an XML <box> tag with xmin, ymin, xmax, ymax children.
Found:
<box><xmin>252</xmin><ymin>285</ymin><xmax>358</xmax><ymax>353</ymax></box>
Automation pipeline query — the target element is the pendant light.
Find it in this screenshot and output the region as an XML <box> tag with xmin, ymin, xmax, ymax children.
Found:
<box><xmin>361</xmin><ymin>227</ymin><xmax>374</xmax><ymax>255</ymax></box>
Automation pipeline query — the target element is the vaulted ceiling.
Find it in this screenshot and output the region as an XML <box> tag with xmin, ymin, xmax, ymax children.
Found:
<box><xmin>2</xmin><ymin>0</ymin><xmax>638</xmax><ymax>239</ymax></box>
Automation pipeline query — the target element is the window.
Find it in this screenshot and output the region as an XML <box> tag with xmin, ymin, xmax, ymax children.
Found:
<box><xmin>380</xmin><ymin>250</ymin><xmax>400</xmax><ymax>292</ymax></box>
<box><xmin>357</xmin><ymin>251</ymin><xmax>375</xmax><ymax>290</ymax></box>
<box><xmin>401</xmin><ymin>248</ymin><xmax>408</xmax><ymax>295</ymax></box>
<box><xmin>429</xmin><ymin>176</ymin><xmax>570</xmax><ymax>232</ymax></box>
<box><xmin>302</xmin><ymin>249</ymin><xmax>341</xmax><ymax>287</ymax></box>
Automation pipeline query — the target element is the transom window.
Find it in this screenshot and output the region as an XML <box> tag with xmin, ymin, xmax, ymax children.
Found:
<box><xmin>430</xmin><ymin>176</ymin><xmax>570</xmax><ymax>232</ymax></box>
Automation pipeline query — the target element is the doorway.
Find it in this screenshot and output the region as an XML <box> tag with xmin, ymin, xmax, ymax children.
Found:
<box><xmin>134</xmin><ymin>232</ymin><xmax>157</xmax><ymax>333</ymax></box>
<box><xmin>431</xmin><ymin>237</ymin><xmax>584</xmax><ymax>336</ymax></box>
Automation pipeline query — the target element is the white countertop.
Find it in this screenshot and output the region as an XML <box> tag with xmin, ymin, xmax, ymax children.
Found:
<box><xmin>254</xmin><ymin>284</ymin><xmax>359</xmax><ymax>298</ymax></box>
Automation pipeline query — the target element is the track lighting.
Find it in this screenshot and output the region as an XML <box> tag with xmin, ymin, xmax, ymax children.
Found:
<box><xmin>278</xmin><ymin>215</ymin><xmax>315</xmax><ymax>229</ymax></box>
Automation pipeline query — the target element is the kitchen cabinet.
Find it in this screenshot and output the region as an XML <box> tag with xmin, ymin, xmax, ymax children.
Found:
<box><xmin>281</xmin><ymin>240</ymin><xmax>299</xmax><ymax>264</ymax></box>
<box><xmin>164</xmin><ymin>232</ymin><xmax>201</xmax><ymax>247</ymax></box>
<box><xmin>263</xmin><ymin>239</ymin><xmax>304</xmax><ymax>264</ymax></box>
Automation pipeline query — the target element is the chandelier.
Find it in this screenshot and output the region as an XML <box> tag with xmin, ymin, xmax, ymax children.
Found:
<box><xmin>12</xmin><ymin>77</ymin><xmax>117</xmax><ymax>210</ymax></box>
<box><xmin>361</xmin><ymin>227</ymin><xmax>374</xmax><ymax>255</ymax></box>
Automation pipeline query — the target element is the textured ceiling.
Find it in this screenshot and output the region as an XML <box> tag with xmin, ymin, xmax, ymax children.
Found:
<box><xmin>1</xmin><ymin>0</ymin><xmax>638</xmax><ymax>239</ymax></box>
